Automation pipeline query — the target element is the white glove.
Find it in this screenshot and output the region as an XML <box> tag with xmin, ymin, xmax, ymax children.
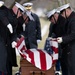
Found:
<box><xmin>57</xmin><ymin>37</ymin><xmax>63</xmax><ymax>43</ymax></box>
<box><xmin>37</xmin><ymin>40</ymin><xmax>41</xmax><ymax>44</ymax></box>
<box><xmin>22</xmin><ymin>23</ymin><xmax>26</xmax><ymax>31</ymax></box>
<box><xmin>11</xmin><ymin>41</ymin><xmax>17</xmax><ymax>48</ymax></box>
<box><xmin>7</xmin><ymin>24</ymin><xmax>13</xmax><ymax>33</ymax></box>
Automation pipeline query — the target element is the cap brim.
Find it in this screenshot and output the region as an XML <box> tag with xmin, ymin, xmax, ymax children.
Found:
<box><xmin>23</xmin><ymin>2</ymin><xmax>33</xmax><ymax>6</ymax></box>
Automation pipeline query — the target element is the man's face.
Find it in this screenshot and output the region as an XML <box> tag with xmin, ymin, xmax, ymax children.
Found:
<box><xmin>25</xmin><ymin>5</ymin><xmax>32</xmax><ymax>10</ymax></box>
<box><xmin>60</xmin><ymin>10</ymin><xmax>67</xmax><ymax>18</ymax></box>
<box><xmin>49</xmin><ymin>13</ymin><xmax>59</xmax><ymax>24</ymax></box>
<box><xmin>17</xmin><ymin>9</ymin><xmax>23</xmax><ymax>18</ymax></box>
<box><xmin>50</xmin><ymin>16</ymin><xmax>56</xmax><ymax>24</ymax></box>
<box><xmin>13</xmin><ymin>5</ymin><xmax>23</xmax><ymax>18</ymax></box>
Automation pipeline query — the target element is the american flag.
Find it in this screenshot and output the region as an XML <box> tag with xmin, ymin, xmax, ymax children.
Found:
<box><xmin>44</xmin><ymin>38</ymin><xmax>53</xmax><ymax>55</ymax></box>
<box><xmin>16</xmin><ymin>36</ymin><xmax>52</xmax><ymax>70</ymax></box>
<box><xmin>44</xmin><ymin>38</ymin><xmax>58</xmax><ymax>64</ymax></box>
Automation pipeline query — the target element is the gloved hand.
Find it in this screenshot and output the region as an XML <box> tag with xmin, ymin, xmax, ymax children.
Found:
<box><xmin>37</xmin><ymin>40</ymin><xmax>41</xmax><ymax>44</ymax></box>
<box><xmin>7</xmin><ymin>24</ymin><xmax>13</xmax><ymax>33</ymax></box>
<box><xmin>0</xmin><ymin>2</ymin><xmax>4</xmax><ymax>7</ymax></box>
<box><xmin>11</xmin><ymin>41</ymin><xmax>17</xmax><ymax>48</ymax></box>
<box><xmin>57</xmin><ymin>37</ymin><xmax>62</xmax><ymax>43</ymax></box>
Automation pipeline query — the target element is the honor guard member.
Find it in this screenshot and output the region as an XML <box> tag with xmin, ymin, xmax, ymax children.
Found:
<box><xmin>8</xmin><ymin>2</ymin><xmax>29</xmax><ymax>75</ymax></box>
<box><xmin>23</xmin><ymin>2</ymin><xmax>42</xmax><ymax>49</ymax></box>
<box><xmin>0</xmin><ymin>1</ymin><xmax>14</xmax><ymax>75</ymax></box>
<box><xmin>6</xmin><ymin>2</ymin><xmax>24</xmax><ymax>75</ymax></box>
<box><xmin>0</xmin><ymin>1</ymin><xmax>28</xmax><ymax>75</ymax></box>
<box><xmin>0</xmin><ymin>1</ymin><xmax>27</xmax><ymax>75</ymax></box>
<box><xmin>46</xmin><ymin>8</ymin><xmax>67</xmax><ymax>75</ymax></box>
<box><xmin>57</xmin><ymin>3</ymin><xmax>75</xmax><ymax>75</ymax></box>
<box><xmin>11</xmin><ymin>2</ymin><xmax>30</xmax><ymax>75</ymax></box>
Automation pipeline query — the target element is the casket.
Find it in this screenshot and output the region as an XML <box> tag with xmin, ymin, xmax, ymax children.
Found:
<box><xmin>20</xmin><ymin>58</ymin><xmax>55</xmax><ymax>75</ymax></box>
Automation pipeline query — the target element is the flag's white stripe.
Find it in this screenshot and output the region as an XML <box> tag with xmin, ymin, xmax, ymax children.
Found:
<box><xmin>53</xmin><ymin>52</ymin><xmax>58</xmax><ymax>60</ymax></box>
<box><xmin>42</xmin><ymin>50</ymin><xmax>52</xmax><ymax>70</ymax></box>
<box><xmin>17</xmin><ymin>40</ymin><xmax>25</xmax><ymax>50</ymax></box>
<box><xmin>30</xmin><ymin>49</ymin><xmax>41</xmax><ymax>69</ymax></box>
<box><xmin>18</xmin><ymin>49</ymin><xmax>23</xmax><ymax>55</ymax></box>
<box><xmin>50</xmin><ymin>41</ymin><xmax>58</xmax><ymax>48</ymax></box>
<box><xmin>23</xmin><ymin>51</ymin><xmax>31</xmax><ymax>62</ymax></box>
<box><xmin>46</xmin><ymin>53</ymin><xmax>52</xmax><ymax>69</ymax></box>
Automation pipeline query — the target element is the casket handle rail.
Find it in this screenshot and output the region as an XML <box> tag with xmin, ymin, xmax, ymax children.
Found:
<box><xmin>30</xmin><ymin>71</ymin><xmax>45</xmax><ymax>75</ymax></box>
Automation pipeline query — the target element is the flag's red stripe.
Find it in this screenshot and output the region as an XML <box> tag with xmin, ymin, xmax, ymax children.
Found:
<box><xmin>38</xmin><ymin>49</ymin><xmax>46</xmax><ymax>70</ymax></box>
<box><xmin>20</xmin><ymin>46</ymin><xmax>26</xmax><ymax>52</ymax></box>
<box><xmin>25</xmin><ymin>50</ymin><xmax>35</xmax><ymax>65</ymax></box>
<box><xmin>16</xmin><ymin>37</ymin><xmax>24</xmax><ymax>48</ymax></box>
<box><xmin>50</xmin><ymin>39</ymin><xmax>57</xmax><ymax>41</ymax></box>
<box><xmin>50</xmin><ymin>40</ymin><xmax>58</xmax><ymax>53</ymax></box>
<box><xmin>51</xmin><ymin>46</ymin><xmax>58</xmax><ymax>53</ymax></box>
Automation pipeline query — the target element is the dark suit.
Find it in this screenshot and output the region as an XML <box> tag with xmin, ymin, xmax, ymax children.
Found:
<box><xmin>0</xmin><ymin>6</ymin><xmax>18</xmax><ymax>75</ymax></box>
<box><xmin>23</xmin><ymin>13</ymin><xmax>42</xmax><ymax>49</ymax></box>
<box><xmin>16</xmin><ymin>16</ymin><xmax>25</xmax><ymax>37</ymax></box>
<box><xmin>62</xmin><ymin>12</ymin><xmax>75</xmax><ymax>75</ymax></box>
<box><xmin>0</xmin><ymin>7</ymin><xmax>10</xmax><ymax>74</ymax></box>
<box><xmin>48</xmin><ymin>15</ymin><xmax>67</xmax><ymax>75</ymax></box>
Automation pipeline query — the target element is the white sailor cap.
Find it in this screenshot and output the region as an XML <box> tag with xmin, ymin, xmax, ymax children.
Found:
<box><xmin>46</xmin><ymin>9</ymin><xmax>56</xmax><ymax>18</ymax></box>
<box><xmin>15</xmin><ymin>2</ymin><xmax>25</xmax><ymax>12</ymax></box>
<box><xmin>57</xmin><ymin>3</ymin><xmax>70</xmax><ymax>12</ymax></box>
<box><xmin>56</xmin><ymin>9</ymin><xmax>60</xmax><ymax>13</ymax></box>
<box><xmin>23</xmin><ymin>2</ymin><xmax>33</xmax><ymax>6</ymax></box>
<box><xmin>23</xmin><ymin>2</ymin><xmax>33</xmax><ymax>10</ymax></box>
<box><xmin>0</xmin><ymin>1</ymin><xmax>4</xmax><ymax>7</ymax></box>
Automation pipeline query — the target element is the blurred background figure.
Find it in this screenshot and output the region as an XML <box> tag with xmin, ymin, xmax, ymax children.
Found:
<box><xmin>22</xmin><ymin>2</ymin><xmax>42</xmax><ymax>49</ymax></box>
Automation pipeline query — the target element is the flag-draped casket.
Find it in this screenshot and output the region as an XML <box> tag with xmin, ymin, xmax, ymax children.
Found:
<box><xmin>16</xmin><ymin>36</ymin><xmax>58</xmax><ymax>75</ymax></box>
